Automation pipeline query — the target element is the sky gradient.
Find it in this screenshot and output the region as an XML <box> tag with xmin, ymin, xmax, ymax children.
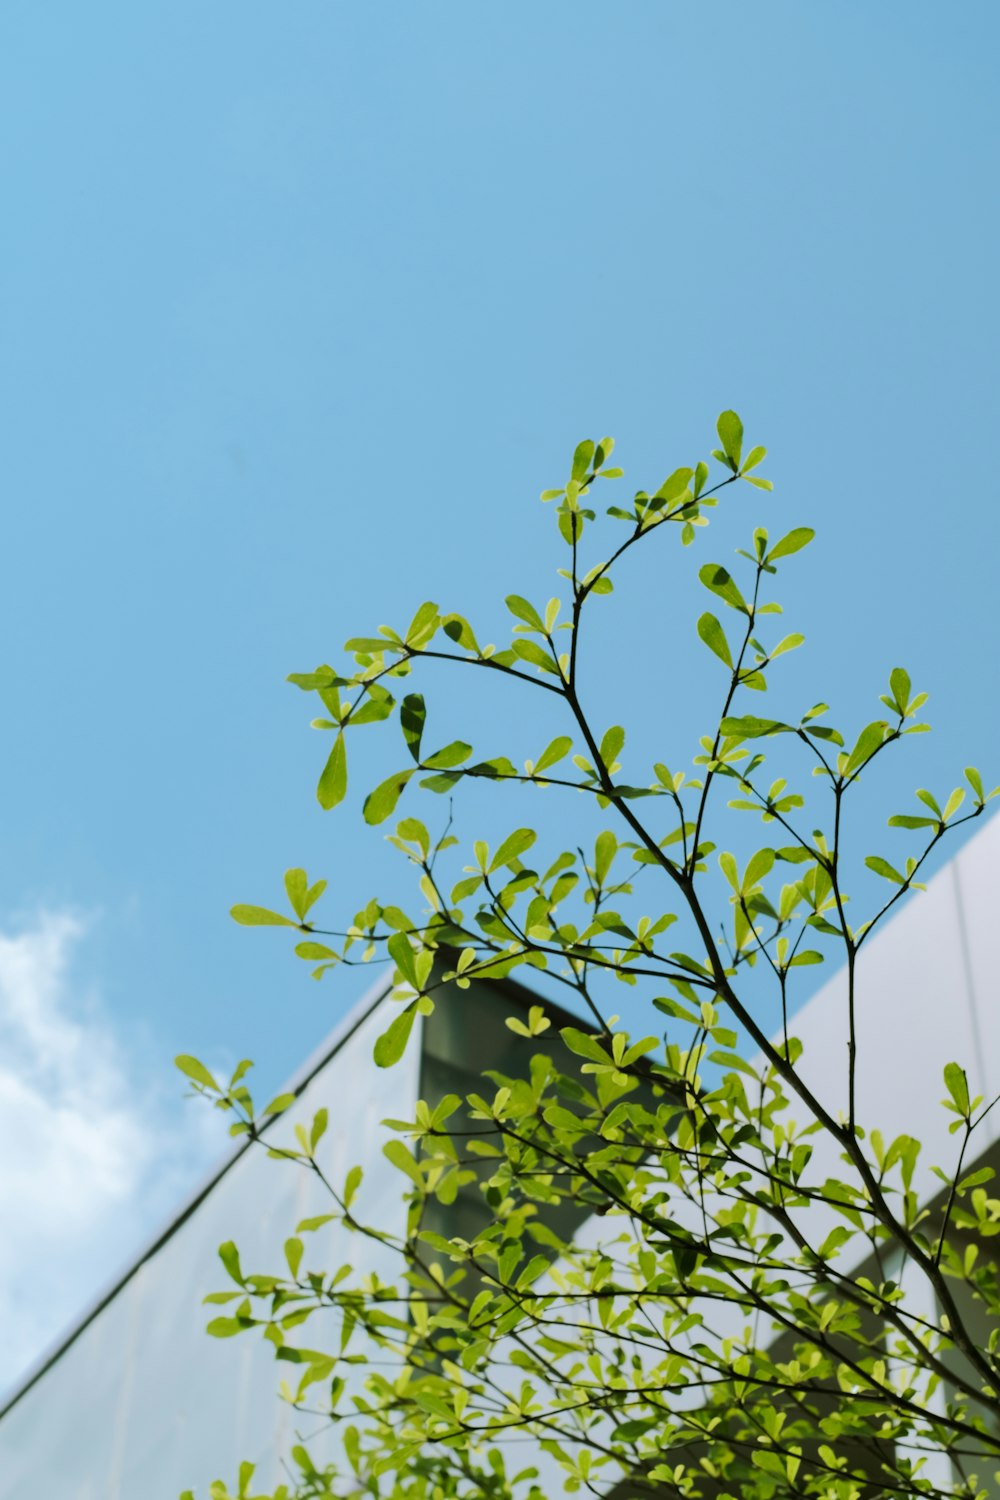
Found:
<box><xmin>1</xmin><ymin>1</ymin><xmax>998</xmax><ymax>1386</ymax></box>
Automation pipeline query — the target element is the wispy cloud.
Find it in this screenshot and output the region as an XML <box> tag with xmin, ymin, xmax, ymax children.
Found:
<box><xmin>0</xmin><ymin>911</ymin><xmax>216</xmax><ymax>1394</ymax></box>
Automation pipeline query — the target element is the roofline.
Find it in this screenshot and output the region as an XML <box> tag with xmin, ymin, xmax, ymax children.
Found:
<box><xmin>0</xmin><ymin>971</ymin><xmax>393</xmax><ymax>1421</ymax></box>
<box><xmin>0</xmin><ymin>960</ymin><xmax>587</xmax><ymax>1422</ymax></box>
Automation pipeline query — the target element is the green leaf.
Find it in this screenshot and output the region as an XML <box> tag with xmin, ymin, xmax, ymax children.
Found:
<box><xmin>966</xmin><ymin>766</ymin><xmax>985</xmax><ymax>802</ymax></box>
<box><xmin>344</xmin><ymin>1164</ymin><xmax>363</xmax><ymax>1207</ymax></box>
<box><xmin>396</xmin><ymin>818</ymin><xmax>430</xmax><ymax>855</ymax></box>
<box><xmin>469</xmin><ymin>756</ymin><xmax>518</xmax><ymax>780</ymax></box>
<box><xmin>767</xmin><ymin>527</ymin><xmax>815</xmax><ymax>562</ymax></box>
<box><xmin>942</xmin><ymin>787</ymin><xmax>965</xmax><ymax>821</ymax></box>
<box><xmin>887</xmin><ymin>814</ymin><xmax>937</xmax><ymax>830</ymax></box>
<box><xmin>373</xmin><ymin>1002</ymin><xmax>418</xmax><ymax>1068</ymax></box>
<box><xmin>614</xmin><ymin>1418</ymin><xmax>659</xmax><ymax>1444</ymax></box>
<box><xmin>284</xmin><ymin>1236</ymin><xmax>304</xmax><ymax>1278</ymax></box>
<box><xmin>697</xmin><ymin>613</ymin><xmax>732</xmax><ymax>667</ymax></box>
<box><xmin>400</xmin><ymin>694</ymin><xmax>426</xmax><ymax>762</ymax></box>
<box><xmin>420</xmin><ymin>771</ymin><xmax>461</xmax><ymax>794</ymax></box>
<box><xmin>311</xmin><ymin>1107</ymin><xmax>328</xmax><ymax>1150</ymax></box>
<box><xmin>387</xmin><ymin>932</ymin><xmax>421</xmax><ymax>989</ymax></box>
<box><xmin>230</xmin><ymin>904</ymin><xmax>297</xmax><ymax>928</ymax></box>
<box><xmin>206</xmin><ymin>1316</ymin><xmax>248</xmax><ymax>1338</ymax></box>
<box><xmin>720</xmin><ymin>716</ymin><xmax>792</xmax><ymax>740</ymax></box>
<box><xmin>363</xmin><ymin>769</ymin><xmax>416</xmax><ymax>825</ymax></box>
<box><xmin>349</xmin><ymin>691</ymin><xmax>393</xmax><ymax>726</ymax></box>
<box><xmin>218</xmin><ymin>1241</ymin><xmax>244</xmax><ymax>1284</ymax></box>
<box><xmin>512</xmin><ymin>638</ymin><xmax>560</xmax><ymax>675</ymax></box>
<box><xmin>943</xmin><ymin>1062</ymin><xmax>970</xmax><ymax>1117</ymax></box>
<box><xmin>404</xmin><ymin>601</ymin><xmax>440</xmax><ymax>648</ymax></box>
<box><xmin>845</xmin><ymin>721</ymin><xmax>888</xmax><ymax>775</ymax></box>
<box><xmin>284</xmin><ymin>869</ymin><xmax>326</xmax><ymax>920</ymax></box>
<box><xmin>263</xmin><ymin>1092</ymin><xmax>296</xmax><ymax>1114</ymax></box>
<box><xmin>560</xmin><ymin>1026</ymin><xmax>611</xmax><ymax>1064</ymax></box>
<box><xmin>317</xmin><ymin>731</ymin><xmax>347</xmax><ymax>810</ymax></box>
<box><xmin>698</xmin><ymin>564</ymin><xmax>748</xmax><ymax>614</ymax></box>
<box><xmin>571</xmin><ymin>439</ymin><xmax>595</xmax><ymax>483</ymax></box>
<box><xmin>743</xmin><ymin>848</ymin><xmax>774</xmax><ymax>890</ymax></box>
<box><xmin>176</xmin><ymin>1055</ymin><xmax>219</xmax><ymax>1090</ymax></box>
<box><xmin>594</xmin><ymin>830</ymin><xmax>616</xmax><ymax>885</ymax></box>
<box><xmin>383</xmin><ymin>1138</ymin><xmax>423</xmax><ymax>1185</ymax></box>
<box><xmin>651</xmin><ymin>467</ymin><xmax>693</xmax><ymax>507</ymax></box>
<box><xmin>516</xmin><ymin>1253</ymin><xmax>550</xmax><ymax>1290</ymax></box>
<box><xmin>769</xmin><ymin>633</ymin><xmax>804</xmax><ymax>660</ymax></box>
<box><xmin>343</xmin><ymin>637</ymin><xmax>393</xmax><ymax>654</ymax></box>
<box><xmin>287</xmin><ymin>666</ymin><xmax>337</xmax><ymax>691</ymax></box>
<box><xmin>534</xmin><ymin>736</ymin><xmax>572</xmax><ymax>774</ymax></box>
<box><xmin>505</xmin><ymin>595</ymin><xmax>545</xmax><ymax>631</ymax></box>
<box><xmin>599</xmin><ymin>725</ymin><xmax>625</xmax><ymax>770</ymax></box>
<box><xmin>865</xmin><ymin>856</ymin><xmax>905</xmax><ymax>885</ymax></box>
<box><xmin>490</xmin><ymin>827</ymin><xmax>537</xmax><ymax>872</ymax></box>
<box><xmin>716</xmin><ymin>410</ymin><xmax>743</xmax><ymax>470</ymax></box>
<box><xmin>442</xmin><ymin>613</ymin><xmax>481</xmax><ymax>654</ymax></box>
<box><xmin>888</xmin><ymin>666</ymin><xmax>911</xmax><ymax>714</ymax></box>
<box><xmin>423</xmin><ymin>740</ymin><xmax>473</xmax><ymax>770</ymax></box>
<box><xmin>295</xmin><ymin>942</ymin><xmax>337</xmax><ymax>961</ymax></box>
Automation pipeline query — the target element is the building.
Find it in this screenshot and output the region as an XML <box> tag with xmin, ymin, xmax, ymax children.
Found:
<box><xmin>1</xmin><ymin>813</ymin><xmax>998</xmax><ymax>1498</ymax></box>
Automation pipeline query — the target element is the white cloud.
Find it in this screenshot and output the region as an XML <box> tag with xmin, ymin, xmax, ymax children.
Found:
<box><xmin>0</xmin><ymin>911</ymin><xmax>216</xmax><ymax>1395</ymax></box>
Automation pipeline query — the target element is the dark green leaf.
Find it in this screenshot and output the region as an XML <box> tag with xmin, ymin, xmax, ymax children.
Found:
<box><xmin>400</xmin><ymin>694</ymin><xmax>426</xmax><ymax>762</ymax></box>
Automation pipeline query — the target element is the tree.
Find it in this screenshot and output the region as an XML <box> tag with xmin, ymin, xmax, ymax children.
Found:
<box><xmin>180</xmin><ymin>412</ymin><xmax>1000</xmax><ymax>1500</ymax></box>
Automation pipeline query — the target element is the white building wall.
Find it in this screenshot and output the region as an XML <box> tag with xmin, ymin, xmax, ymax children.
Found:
<box><xmin>0</xmin><ymin>986</ymin><xmax>420</xmax><ymax>1500</ymax></box>
<box><xmin>791</xmin><ymin>809</ymin><xmax>1000</xmax><ymax>1208</ymax></box>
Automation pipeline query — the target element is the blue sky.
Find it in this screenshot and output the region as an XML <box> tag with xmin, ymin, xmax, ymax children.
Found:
<box><xmin>1</xmin><ymin>1</ymin><xmax>998</xmax><ymax>1383</ymax></box>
